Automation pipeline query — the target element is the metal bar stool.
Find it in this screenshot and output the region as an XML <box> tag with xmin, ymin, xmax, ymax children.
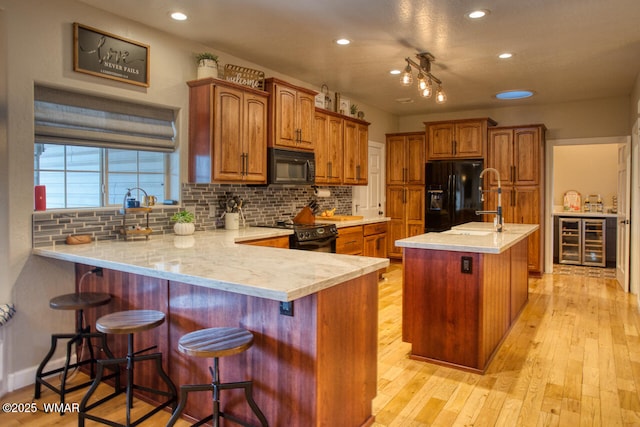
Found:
<box><xmin>79</xmin><ymin>309</ymin><xmax>178</xmax><ymax>427</ymax></box>
<box><xmin>34</xmin><ymin>292</ymin><xmax>119</xmax><ymax>412</ymax></box>
<box><xmin>167</xmin><ymin>327</ymin><xmax>268</xmax><ymax>427</ymax></box>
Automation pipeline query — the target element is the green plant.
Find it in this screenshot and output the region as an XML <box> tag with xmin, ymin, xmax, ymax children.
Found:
<box><xmin>195</xmin><ymin>52</ymin><xmax>218</xmax><ymax>64</ymax></box>
<box><xmin>171</xmin><ymin>210</ymin><xmax>195</xmax><ymax>223</ymax></box>
<box><xmin>350</xmin><ymin>104</ymin><xmax>358</xmax><ymax>114</ymax></box>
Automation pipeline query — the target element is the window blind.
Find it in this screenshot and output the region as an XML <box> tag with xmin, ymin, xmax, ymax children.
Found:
<box><xmin>34</xmin><ymin>85</ymin><xmax>177</xmax><ymax>152</ymax></box>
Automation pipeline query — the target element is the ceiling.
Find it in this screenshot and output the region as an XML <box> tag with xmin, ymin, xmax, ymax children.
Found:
<box><xmin>77</xmin><ymin>0</ymin><xmax>640</xmax><ymax>116</ymax></box>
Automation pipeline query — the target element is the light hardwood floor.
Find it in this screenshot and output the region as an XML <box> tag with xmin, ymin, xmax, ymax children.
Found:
<box><xmin>2</xmin><ymin>262</ymin><xmax>639</xmax><ymax>426</ymax></box>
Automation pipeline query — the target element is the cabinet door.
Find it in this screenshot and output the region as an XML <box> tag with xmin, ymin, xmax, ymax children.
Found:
<box><xmin>213</xmin><ymin>86</ymin><xmax>244</xmax><ymax>181</ymax></box>
<box><xmin>314</xmin><ymin>113</ymin><xmax>329</xmax><ymax>183</ymax></box>
<box><xmin>514</xmin><ymin>187</ymin><xmax>541</xmax><ymax>273</ymax></box>
<box><xmin>297</xmin><ymin>92</ymin><xmax>316</xmax><ymax>150</ymax></box>
<box><xmin>273</xmin><ymin>84</ymin><xmax>298</xmax><ymax>148</ymax></box>
<box><xmin>343</xmin><ymin>120</ymin><xmax>359</xmax><ymax>184</ymax></box>
<box><xmin>364</xmin><ymin>233</ymin><xmax>387</xmax><ymax>258</ymax></box>
<box><xmin>406</xmin><ymin>134</ymin><xmax>425</xmax><ymax>184</ymax></box>
<box><xmin>454</xmin><ymin>121</ymin><xmax>484</xmax><ymax>158</ymax></box>
<box><xmin>487</xmin><ymin>128</ymin><xmax>514</xmax><ymax>186</ymax></box>
<box><xmin>513</xmin><ymin>127</ymin><xmax>540</xmax><ymax>186</ymax></box>
<box><xmin>356</xmin><ymin>122</ymin><xmax>368</xmax><ymax>185</ymax></box>
<box><xmin>336</xmin><ymin>225</ymin><xmax>363</xmax><ymax>255</ymax></box>
<box><xmin>243</xmin><ymin>94</ymin><xmax>268</xmax><ymax>183</ymax></box>
<box><xmin>386</xmin><ymin>135</ymin><xmax>406</xmax><ymax>185</ymax></box>
<box><xmin>386</xmin><ymin>219</ymin><xmax>405</xmax><ymax>258</ymax></box>
<box><xmin>406</xmin><ymin>187</ymin><xmax>425</xmax><ymax>235</ymax></box>
<box><xmin>427</xmin><ymin>123</ymin><xmax>454</xmax><ymax>159</ymax></box>
<box><xmin>327</xmin><ymin>115</ymin><xmax>344</xmax><ymax>183</ymax></box>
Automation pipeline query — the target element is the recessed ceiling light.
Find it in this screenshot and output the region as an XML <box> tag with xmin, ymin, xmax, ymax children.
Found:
<box><xmin>335</xmin><ymin>38</ymin><xmax>351</xmax><ymax>45</ymax></box>
<box><xmin>467</xmin><ymin>9</ymin><xmax>490</xmax><ymax>19</ymax></box>
<box><xmin>495</xmin><ymin>90</ymin><xmax>534</xmax><ymax>100</ymax></box>
<box><xmin>390</xmin><ymin>69</ymin><xmax>401</xmax><ymax>75</ymax></box>
<box><xmin>171</xmin><ymin>12</ymin><xmax>188</xmax><ymax>21</ymax></box>
<box><xmin>498</xmin><ymin>52</ymin><xmax>513</xmax><ymax>59</ymax></box>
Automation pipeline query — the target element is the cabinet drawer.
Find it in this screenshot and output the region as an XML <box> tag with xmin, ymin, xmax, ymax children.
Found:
<box><xmin>364</xmin><ymin>222</ymin><xmax>387</xmax><ymax>236</ymax></box>
<box><xmin>336</xmin><ymin>225</ymin><xmax>364</xmax><ymax>255</ymax></box>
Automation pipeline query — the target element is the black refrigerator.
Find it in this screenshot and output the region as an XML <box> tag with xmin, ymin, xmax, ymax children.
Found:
<box><xmin>425</xmin><ymin>160</ymin><xmax>484</xmax><ymax>232</ymax></box>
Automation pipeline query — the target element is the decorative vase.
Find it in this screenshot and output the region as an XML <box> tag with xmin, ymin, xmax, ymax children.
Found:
<box><xmin>173</xmin><ymin>222</ymin><xmax>195</xmax><ymax>236</ymax></box>
<box><xmin>197</xmin><ymin>59</ymin><xmax>218</xmax><ymax>79</ymax></box>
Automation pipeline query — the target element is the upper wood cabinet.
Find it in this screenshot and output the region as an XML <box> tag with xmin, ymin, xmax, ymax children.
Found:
<box><xmin>265</xmin><ymin>78</ymin><xmax>317</xmax><ymax>151</ymax></box>
<box><xmin>386</xmin><ymin>132</ymin><xmax>425</xmax><ymax>185</ymax></box>
<box><xmin>343</xmin><ymin>118</ymin><xmax>369</xmax><ymax>185</ymax></box>
<box><xmin>188</xmin><ymin>78</ymin><xmax>268</xmax><ymax>184</ymax></box>
<box><xmin>314</xmin><ymin>110</ymin><xmax>344</xmax><ymax>185</ymax></box>
<box><xmin>486</xmin><ymin>126</ymin><xmax>543</xmax><ymax>187</ymax></box>
<box><xmin>425</xmin><ymin>118</ymin><xmax>497</xmax><ymax>160</ymax></box>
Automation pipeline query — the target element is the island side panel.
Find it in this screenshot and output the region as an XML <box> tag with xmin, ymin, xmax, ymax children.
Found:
<box><xmin>168</xmin><ymin>281</ymin><xmax>318</xmax><ymax>427</ymax></box>
<box><xmin>317</xmin><ymin>272</ymin><xmax>378</xmax><ymax>427</ymax></box>
<box><xmin>478</xmin><ymin>249</ymin><xmax>511</xmax><ymax>370</ymax></box>
<box><xmin>402</xmin><ymin>248</ymin><xmax>481</xmax><ymax>369</ymax></box>
<box><xmin>76</xmin><ymin>264</ymin><xmax>172</xmax><ymax>402</ymax></box>
<box><xmin>510</xmin><ymin>238</ymin><xmax>529</xmax><ymax>321</ymax></box>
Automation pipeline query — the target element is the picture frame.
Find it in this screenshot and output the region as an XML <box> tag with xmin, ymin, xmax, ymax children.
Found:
<box><xmin>339</xmin><ymin>97</ymin><xmax>350</xmax><ymax>116</ymax></box>
<box><xmin>73</xmin><ymin>23</ymin><xmax>150</xmax><ymax>87</ymax></box>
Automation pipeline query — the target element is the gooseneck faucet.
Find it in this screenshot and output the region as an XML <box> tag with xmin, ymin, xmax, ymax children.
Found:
<box><xmin>475</xmin><ymin>168</ymin><xmax>503</xmax><ymax>232</ymax></box>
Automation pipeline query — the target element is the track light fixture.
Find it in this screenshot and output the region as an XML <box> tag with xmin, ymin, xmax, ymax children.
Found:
<box><xmin>400</xmin><ymin>52</ymin><xmax>446</xmax><ymax>103</ymax></box>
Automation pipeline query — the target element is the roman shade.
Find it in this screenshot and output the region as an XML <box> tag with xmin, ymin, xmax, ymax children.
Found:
<box><xmin>34</xmin><ymin>85</ymin><xmax>177</xmax><ymax>152</ymax></box>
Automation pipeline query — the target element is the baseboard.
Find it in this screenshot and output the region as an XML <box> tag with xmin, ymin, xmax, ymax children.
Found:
<box><xmin>8</xmin><ymin>355</ymin><xmax>77</xmax><ymax>393</ymax></box>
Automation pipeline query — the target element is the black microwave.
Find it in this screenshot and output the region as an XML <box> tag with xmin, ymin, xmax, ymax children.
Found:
<box><xmin>268</xmin><ymin>148</ymin><xmax>315</xmax><ymax>185</ymax></box>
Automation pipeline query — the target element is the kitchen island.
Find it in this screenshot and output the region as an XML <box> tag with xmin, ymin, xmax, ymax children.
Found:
<box><xmin>396</xmin><ymin>222</ymin><xmax>538</xmax><ymax>373</ymax></box>
<box><xmin>34</xmin><ymin>228</ymin><xmax>389</xmax><ymax>426</ymax></box>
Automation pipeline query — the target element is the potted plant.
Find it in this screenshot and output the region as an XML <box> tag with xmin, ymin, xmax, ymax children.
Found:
<box><xmin>196</xmin><ymin>52</ymin><xmax>219</xmax><ymax>79</ymax></box>
<box><xmin>171</xmin><ymin>210</ymin><xmax>195</xmax><ymax>235</ymax></box>
<box><xmin>350</xmin><ymin>104</ymin><xmax>358</xmax><ymax>117</ymax></box>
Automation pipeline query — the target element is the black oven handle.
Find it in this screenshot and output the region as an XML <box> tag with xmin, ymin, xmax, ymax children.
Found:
<box><xmin>294</xmin><ymin>235</ymin><xmax>337</xmax><ymax>248</ymax></box>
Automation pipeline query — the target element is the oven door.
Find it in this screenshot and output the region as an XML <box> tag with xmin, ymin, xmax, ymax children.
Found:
<box><xmin>291</xmin><ymin>235</ymin><xmax>336</xmax><ymax>253</ymax></box>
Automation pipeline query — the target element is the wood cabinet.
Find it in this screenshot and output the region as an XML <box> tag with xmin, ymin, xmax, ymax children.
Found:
<box><xmin>386</xmin><ymin>132</ymin><xmax>425</xmax><ymax>186</ymax></box>
<box><xmin>241</xmin><ymin>235</ymin><xmax>290</xmax><ymax>248</ymax></box>
<box><xmin>386</xmin><ymin>132</ymin><xmax>425</xmax><ymax>258</ymax></box>
<box><xmin>363</xmin><ymin>222</ymin><xmax>387</xmax><ymax>259</ymax></box>
<box><xmin>188</xmin><ymin>78</ymin><xmax>268</xmax><ymax>183</ymax></box>
<box><xmin>425</xmin><ymin>118</ymin><xmax>496</xmax><ymax>160</ymax></box>
<box><xmin>314</xmin><ymin>109</ymin><xmax>344</xmax><ymax>184</ymax></box>
<box><xmin>343</xmin><ymin>118</ymin><xmax>369</xmax><ymax>185</ymax></box>
<box><xmin>386</xmin><ymin>186</ymin><xmax>424</xmax><ymax>259</ymax></box>
<box><xmin>486</xmin><ymin>125</ymin><xmax>546</xmax><ymax>275</ymax></box>
<box><xmin>336</xmin><ymin>225</ymin><xmax>364</xmax><ymax>255</ymax></box>
<box><xmin>265</xmin><ymin>78</ymin><xmax>317</xmax><ymax>151</ymax></box>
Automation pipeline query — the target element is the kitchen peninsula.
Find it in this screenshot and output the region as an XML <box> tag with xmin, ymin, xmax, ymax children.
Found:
<box><xmin>396</xmin><ymin>222</ymin><xmax>538</xmax><ymax>373</ymax></box>
<box><xmin>34</xmin><ymin>227</ymin><xmax>389</xmax><ymax>426</ymax></box>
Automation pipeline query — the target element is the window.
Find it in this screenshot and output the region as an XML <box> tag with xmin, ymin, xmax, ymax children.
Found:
<box><xmin>33</xmin><ymin>85</ymin><xmax>177</xmax><ymax>209</ymax></box>
<box><xmin>34</xmin><ymin>144</ymin><xmax>167</xmax><ymax>208</ymax></box>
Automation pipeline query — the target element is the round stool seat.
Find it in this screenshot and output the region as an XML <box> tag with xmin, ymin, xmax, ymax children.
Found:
<box><xmin>96</xmin><ymin>309</ymin><xmax>165</xmax><ymax>335</ymax></box>
<box><xmin>178</xmin><ymin>327</ymin><xmax>254</xmax><ymax>358</ymax></box>
<box><xmin>49</xmin><ymin>292</ymin><xmax>112</xmax><ymax>311</ymax></box>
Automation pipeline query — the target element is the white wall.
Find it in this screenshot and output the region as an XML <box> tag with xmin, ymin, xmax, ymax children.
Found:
<box><xmin>553</xmin><ymin>144</ymin><xmax>618</xmax><ymax>209</ymax></box>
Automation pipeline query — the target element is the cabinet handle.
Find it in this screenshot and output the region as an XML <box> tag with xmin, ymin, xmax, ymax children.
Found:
<box><xmin>328</xmin><ymin>162</ymin><xmax>332</xmax><ymax>178</ymax></box>
<box><xmin>511</xmin><ymin>165</ymin><xmax>516</xmax><ymax>182</ymax></box>
<box><xmin>356</xmin><ymin>165</ymin><xmax>361</xmax><ymax>181</ymax></box>
<box><xmin>453</xmin><ymin>140</ymin><xmax>457</xmax><ymax>155</ymax></box>
<box><xmin>241</xmin><ymin>153</ymin><xmax>248</xmax><ymax>176</ymax></box>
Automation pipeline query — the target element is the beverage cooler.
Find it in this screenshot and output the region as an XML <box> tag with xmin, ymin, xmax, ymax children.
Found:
<box><xmin>559</xmin><ymin>218</ymin><xmax>606</xmax><ymax>267</ymax></box>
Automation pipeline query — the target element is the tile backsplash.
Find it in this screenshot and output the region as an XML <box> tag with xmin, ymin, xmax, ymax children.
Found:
<box><xmin>32</xmin><ymin>184</ymin><xmax>351</xmax><ymax>247</ymax></box>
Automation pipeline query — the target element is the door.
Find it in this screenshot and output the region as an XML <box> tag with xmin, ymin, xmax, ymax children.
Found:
<box><xmin>353</xmin><ymin>141</ymin><xmax>384</xmax><ymax>218</ymax></box>
<box><xmin>616</xmin><ymin>142</ymin><xmax>630</xmax><ymax>291</ymax></box>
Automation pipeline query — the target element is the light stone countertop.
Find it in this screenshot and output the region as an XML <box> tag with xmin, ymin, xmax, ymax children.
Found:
<box><xmin>395</xmin><ymin>222</ymin><xmax>539</xmax><ymax>254</ymax></box>
<box><xmin>33</xmin><ymin>227</ymin><xmax>389</xmax><ymax>302</ymax></box>
<box><xmin>315</xmin><ymin>216</ymin><xmax>390</xmax><ymax>228</ymax></box>
<box><xmin>552</xmin><ymin>209</ymin><xmax>619</xmax><ymax>218</ymax></box>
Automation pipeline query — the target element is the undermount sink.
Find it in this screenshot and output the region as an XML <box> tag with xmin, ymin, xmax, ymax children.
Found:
<box><xmin>441</xmin><ymin>229</ymin><xmax>492</xmax><ymax>236</ymax></box>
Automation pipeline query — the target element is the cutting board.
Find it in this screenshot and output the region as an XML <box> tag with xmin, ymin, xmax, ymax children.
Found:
<box><xmin>315</xmin><ymin>215</ymin><xmax>364</xmax><ymax>221</ymax></box>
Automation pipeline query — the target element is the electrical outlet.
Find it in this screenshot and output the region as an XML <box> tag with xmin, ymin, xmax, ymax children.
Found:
<box><xmin>279</xmin><ymin>301</ymin><xmax>294</xmax><ymax>316</ymax></box>
<box><xmin>461</xmin><ymin>256</ymin><xmax>473</xmax><ymax>274</ymax></box>
<box><xmin>208</xmin><ymin>203</ymin><xmax>217</xmax><ymax>218</ymax></box>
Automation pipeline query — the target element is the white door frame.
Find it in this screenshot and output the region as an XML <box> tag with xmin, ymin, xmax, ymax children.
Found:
<box><xmin>545</xmin><ymin>136</ymin><xmax>633</xmax><ymax>292</ymax></box>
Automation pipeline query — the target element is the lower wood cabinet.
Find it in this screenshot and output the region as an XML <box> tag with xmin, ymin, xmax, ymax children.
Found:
<box><xmin>363</xmin><ymin>222</ymin><xmax>387</xmax><ymax>259</ymax></box>
<box><xmin>240</xmin><ymin>235</ymin><xmax>290</xmax><ymax>248</ymax></box>
<box><xmin>336</xmin><ymin>225</ymin><xmax>364</xmax><ymax>255</ymax></box>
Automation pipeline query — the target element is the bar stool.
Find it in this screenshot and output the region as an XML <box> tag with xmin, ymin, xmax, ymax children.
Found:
<box><xmin>79</xmin><ymin>309</ymin><xmax>177</xmax><ymax>427</ymax></box>
<box><xmin>34</xmin><ymin>292</ymin><xmax>119</xmax><ymax>410</ymax></box>
<box><xmin>167</xmin><ymin>327</ymin><xmax>268</xmax><ymax>427</ymax></box>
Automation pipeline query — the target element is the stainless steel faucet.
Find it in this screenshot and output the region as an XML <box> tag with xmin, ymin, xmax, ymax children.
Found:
<box><xmin>475</xmin><ymin>168</ymin><xmax>503</xmax><ymax>232</ymax></box>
